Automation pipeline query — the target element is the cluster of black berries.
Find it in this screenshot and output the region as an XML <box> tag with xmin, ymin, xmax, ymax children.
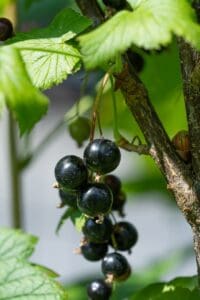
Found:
<box><xmin>54</xmin><ymin>139</ymin><xmax>138</xmax><ymax>300</ymax></box>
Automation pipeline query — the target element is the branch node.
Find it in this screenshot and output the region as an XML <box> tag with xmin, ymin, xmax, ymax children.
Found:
<box><xmin>117</xmin><ymin>135</ymin><xmax>149</xmax><ymax>155</ymax></box>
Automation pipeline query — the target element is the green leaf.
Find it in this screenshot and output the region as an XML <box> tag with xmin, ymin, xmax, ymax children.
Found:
<box><xmin>0</xmin><ymin>228</ymin><xmax>38</xmax><ymax>261</ymax></box>
<box><xmin>65</xmin><ymin>284</ymin><xmax>87</xmax><ymax>300</ymax></box>
<box><xmin>70</xmin><ymin>211</ymin><xmax>87</xmax><ymax>232</ymax></box>
<box><xmin>156</xmin><ymin>287</ymin><xmax>200</xmax><ymax>300</ymax></box>
<box><xmin>8</xmin><ymin>8</ymin><xmax>92</xmax><ymax>90</ymax></box>
<box><xmin>131</xmin><ymin>282</ymin><xmax>165</xmax><ymax>300</ymax></box>
<box><xmin>0</xmin><ymin>228</ymin><xmax>68</xmax><ymax>300</ymax></box>
<box><xmin>0</xmin><ymin>259</ymin><xmax>67</xmax><ymax>299</ymax></box>
<box><xmin>131</xmin><ymin>276</ymin><xmax>199</xmax><ymax>300</ymax></box>
<box><xmin>79</xmin><ymin>0</ymin><xmax>200</xmax><ymax>69</ymax></box>
<box><xmin>56</xmin><ymin>208</ymin><xmax>87</xmax><ymax>234</ymax></box>
<box><xmin>31</xmin><ymin>264</ymin><xmax>59</xmax><ymax>278</ymax></box>
<box><xmin>0</xmin><ymin>46</ymin><xmax>48</xmax><ymax>134</ymax></box>
<box><xmin>168</xmin><ymin>276</ymin><xmax>198</xmax><ymax>291</ymax></box>
<box><xmin>56</xmin><ymin>207</ymin><xmax>77</xmax><ymax>234</ymax></box>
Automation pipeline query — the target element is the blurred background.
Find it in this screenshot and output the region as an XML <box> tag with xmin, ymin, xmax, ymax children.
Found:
<box><xmin>0</xmin><ymin>0</ymin><xmax>196</xmax><ymax>299</ymax></box>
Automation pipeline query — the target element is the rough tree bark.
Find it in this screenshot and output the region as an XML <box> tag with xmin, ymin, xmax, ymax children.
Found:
<box><xmin>76</xmin><ymin>0</ymin><xmax>200</xmax><ymax>281</ymax></box>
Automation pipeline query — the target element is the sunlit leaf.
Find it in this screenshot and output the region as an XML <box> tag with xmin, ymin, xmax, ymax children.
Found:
<box><xmin>79</xmin><ymin>0</ymin><xmax>200</xmax><ymax>69</ymax></box>
<box><xmin>0</xmin><ymin>46</ymin><xmax>48</xmax><ymax>134</ymax></box>
<box><xmin>8</xmin><ymin>9</ymin><xmax>91</xmax><ymax>89</ymax></box>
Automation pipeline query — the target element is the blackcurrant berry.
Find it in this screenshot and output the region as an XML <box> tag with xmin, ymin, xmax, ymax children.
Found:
<box><xmin>104</xmin><ymin>174</ymin><xmax>121</xmax><ymax>197</ymax></box>
<box><xmin>59</xmin><ymin>189</ymin><xmax>77</xmax><ymax>208</ymax></box>
<box><xmin>54</xmin><ymin>155</ymin><xmax>88</xmax><ymax>190</ymax></box>
<box><xmin>82</xmin><ymin>217</ymin><xmax>113</xmax><ymax>243</ymax></box>
<box><xmin>102</xmin><ymin>252</ymin><xmax>131</xmax><ymax>281</ymax></box>
<box><xmin>78</xmin><ymin>183</ymin><xmax>113</xmax><ymax>217</ymax></box>
<box><xmin>81</xmin><ymin>240</ymin><xmax>108</xmax><ymax>261</ymax></box>
<box><xmin>112</xmin><ymin>190</ymin><xmax>126</xmax><ymax>212</ymax></box>
<box><xmin>103</xmin><ymin>0</ymin><xmax>126</xmax><ymax>10</ymax></box>
<box><xmin>84</xmin><ymin>139</ymin><xmax>121</xmax><ymax>174</ymax></box>
<box><xmin>127</xmin><ymin>50</ymin><xmax>145</xmax><ymax>73</ymax></box>
<box><xmin>68</xmin><ymin>116</ymin><xmax>91</xmax><ymax>147</ymax></box>
<box><xmin>0</xmin><ymin>18</ymin><xmax>13</xmax><ymax>41</ymax></box>
<box><xmin>110</xmin><ymin>221</ymin><xmax>138</xmax><ymax>251</ymax></box>
<box><xmin>87</xmin><ymin>279</ymin><xmax>112</xmax><ymax>300</ymax></box>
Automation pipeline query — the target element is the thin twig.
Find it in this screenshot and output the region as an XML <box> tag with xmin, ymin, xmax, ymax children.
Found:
<box><xmin>117</xmin><ymin>135</ymin><xmax>149</xmax><ymax>155</ymax></box>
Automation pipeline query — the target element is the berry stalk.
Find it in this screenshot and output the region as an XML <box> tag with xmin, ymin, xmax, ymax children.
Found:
<box><xmin>110</xmin><ymin>76</ymin><xmax>121</xmax><ymax>141</ymax></box>
<box><xmin>90</xmin><ymin>73</ymin><xmax>110</xmax><ymax>141</ymax></box>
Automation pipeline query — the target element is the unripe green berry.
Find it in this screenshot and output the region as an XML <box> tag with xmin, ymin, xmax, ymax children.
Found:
<box><xmin>68</xmin><ymin>116</ymin><xmax>91</xmax><ymax>147</ymax></box>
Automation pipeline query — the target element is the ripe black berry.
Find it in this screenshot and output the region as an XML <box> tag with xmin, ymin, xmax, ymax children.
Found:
<box><xmin>59</xmin><ymin>189</ymin><xmax>77</xmax><ymax>208</ymax></box>
<box><xmin>68</xmin><ymin>116</ymin><xmax>91</xmax><ymax>147</ymax></box>
<box><xmin>84</xmin><ymin>139</ymin><xmax>121</xmax><ymax>174</ymax></box>
<box><xmin>110</xmin><ymin>221</ymin><xmax>138</xmax><ymax>251</ymax></box>
<box><xmin>78</xmin><ymin>183</ymin><xmax>113</xmax><ymax>217</ymax></box>
<box><xmin>112</xmin><ymin>190</ymin><xmax>126</xmax><ymax>213</ymax></box>
<box><xmin>54</xmin><ymin>155</ymin><xmax>88</xmax><ymax>190</ymax></box>
<box><xmin>0</xmin><ymin>18</ymin><xmax>13</xmax><ymax>41</ymax></box>
<box><xmin>87</xmin><ymin>279</ymin><xmax>112</xmax><ymax>300</ymax></box>
<box><xmin>103</xmin><ymin>0</ymin><xmax>126</xmax><ymax>10</ymax></box>
<box><xmin>83</xmin><ymin>217</ymin><xmax>113</xmax><ymax>243</ymax></box>
<box><xmin>104</xmin><ymin>174</ymin><xmax>121</xmax><ymax>197</ymax></box>
<box><xmin>81</xmin><ymin>241</ymin><xmax>108</xmax><ymax>261</ymax></box>
<box><xmin>102</xmin><ymin>252</ymin><xmax>131</xmax><ymax>281</ymax></box>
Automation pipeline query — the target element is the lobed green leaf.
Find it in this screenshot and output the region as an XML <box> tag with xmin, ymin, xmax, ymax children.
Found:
<box><xmin>0</xmin><ymin>259</ymin><xmax>67</xmax><ymax>299</ymax></box>
<box><xmin>79</xmin><ymin>0</ymin><xmax>200</xmax><ymax>69</ymax></box>
<box><xmin>0</xmin><ymin>46</ymin><xmax>48</xmax><ymax>134</ymax></box>
<box><xmin>8</xmin><ymin>8</ymin><xmax>92</xmax><ymax>90</ymax></box>
<box><xmin>0</xmin><ymin>228</ymin><xmax>37</xmax><ymax>261</ymax></box>
<box><xmin>131</xmin><ymin>276</ymin><xmax>199</xmax><ymax>300</ymax></box>
<box><xmin>0</xmin><ymin>228</ymin><xmax>68</xmax><ymax>300</ymax></box>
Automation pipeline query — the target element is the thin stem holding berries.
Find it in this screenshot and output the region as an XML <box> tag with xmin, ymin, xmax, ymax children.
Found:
<box><xmin>90</xmin><ymin>73</ymin><xmax>110</xmax><ymax>141</ymax></box>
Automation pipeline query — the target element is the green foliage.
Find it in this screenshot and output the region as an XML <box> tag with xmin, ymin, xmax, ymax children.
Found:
<box><xmin>79</xmin><ymin>0</ymin><xmax>200</xmax><ymax>69</ymax></box>
<box><xmin>24</xmin><ymin>0</ymin><xmax>41</xmax><ymax>9</ymax></box>
<box><xmin>19</xmin><ymin>0</ymin><xmax>77</xmax><ymax>30</ymax></box>
<box><xmin>56</xmin><ymin>207</ymin><xmax>77</xmax><ymax>234</ymax></box>
<box><xmin>0</xmin><ymin>46</ymin><xmax>48</xmax><ymax>134</ymax></box>
<box><xmin>0</xmin><ymin>8</ymin><xmax>91</xmax><ymax>134</ymax></box>
<box><xmin>0</xmin><ymin>0</ymin><xmax>13</xmax><ymax>14</ymax></box>
<box><xmin>0</xmin><ymin>228</ymin><xmax>67</xmax><ymax>299</ymax></box>
<box><xmin>0</xmin><ymin>228</ymin><xmax>37</xmax><ymax>260</ymax></box>
<box><xmin>8</xmin><ymin>9</ymin><xmax>91</xmax><ymax>90</ymax></box>
<box><xmin>56</xmin><ymin>207</ymin><xmax>87</xmax><ymax>234</ymax></box>
<box><xmin>72</xmin><ymin>213</ymin><xmax>87</xmax><ymax>232</ymax></box>
<box><xmin>155</xmin><ymin>288</ymin><xmax>200</xmax><ymax>300</ymax></box>
<box><xmin>131</xmin><ymin>276</ymin><xmax>199</xmax><ymax>300</ymax></box>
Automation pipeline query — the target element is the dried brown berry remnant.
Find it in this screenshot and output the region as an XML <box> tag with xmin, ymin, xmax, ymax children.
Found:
<box><xmin>172</xmin><ymin>130</ymin><xmax>191</xmax><ymax>162</ymax></box>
